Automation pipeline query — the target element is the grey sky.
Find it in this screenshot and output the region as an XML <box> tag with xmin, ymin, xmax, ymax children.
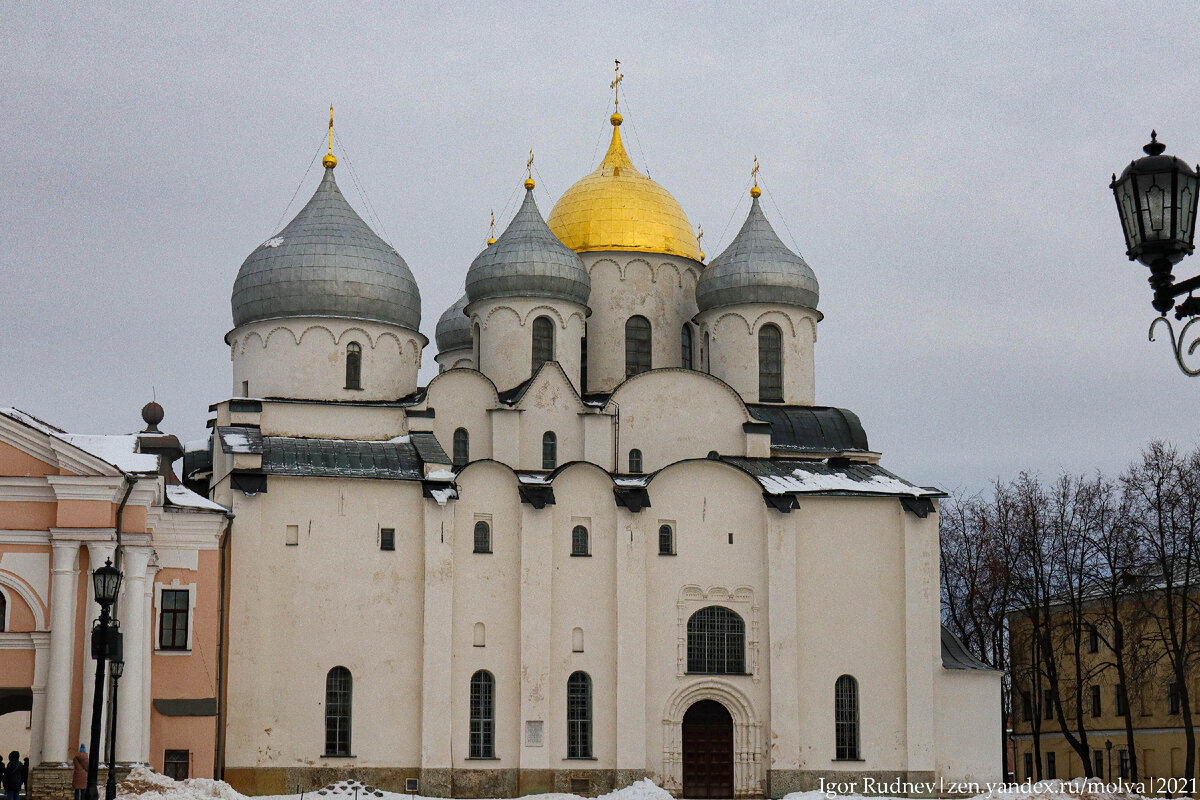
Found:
<box><xmin>3</xmin><ymin>2</ymin><xmax>1197</xmax><ymax>495</ymax></box>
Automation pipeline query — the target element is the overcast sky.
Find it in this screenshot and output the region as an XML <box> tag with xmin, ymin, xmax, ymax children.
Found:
<box><xmin>3</xmin><ymin>2</ymin><xmax>1198</xmax><ymax>495</ymax></box>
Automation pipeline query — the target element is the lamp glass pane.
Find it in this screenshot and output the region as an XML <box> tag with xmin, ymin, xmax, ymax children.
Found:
<box><xmin>1178</xmin><ymin>172</ymin><xmax>1198</xmax><ymax>247</ymax></box>
<box><xmin>1139</xmin><ymin>173</ymin><xmax>1170</xmax><ymax>241</ymax></box>
<box><xmin>1117</xmin><ymin>179</ymin><xmax>1141</xmax><ymax>249</ymax></box>
<box><xmin>93</xmin><ymin>566</ymin><xmax>122</xmax><ymax>604</ymax></box>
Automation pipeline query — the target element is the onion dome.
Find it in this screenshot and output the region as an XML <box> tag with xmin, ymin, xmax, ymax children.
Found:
<box><xmin>231</xmin><ymin>167</ymin><xmax>421</xmax><ymax>330</ymax></box>
<box><xmin>546</xmin><ymin>114</ymin><xmax>700</xmax><ymax>260</ymax></box>
<box><xmin>696</xmin><ymin>194</ymin><xmax>819</xmax><ymax>313</ymax></box>
<box><xmin>465</xmin><ymin>184</ymin><xmax>590</xmax><ymax>306</ymax></box>
<box><xmin>435</xmin><ymin>293</ymin><xmax>471</xmax><ymax>353</ymax></box>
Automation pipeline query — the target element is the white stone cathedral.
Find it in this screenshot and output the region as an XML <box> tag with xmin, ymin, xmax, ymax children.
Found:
<box><xmin>196</xmin><ymin>105</ymin><xmax>1001</xmax><ymax>799</ymax></box>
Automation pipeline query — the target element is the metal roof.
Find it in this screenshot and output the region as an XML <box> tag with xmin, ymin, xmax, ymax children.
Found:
<box><xmin>940</xmin><ymin>626</ymin><xmax>1000</xmax><ymax>671</ymax></box>
<box><xmin>466</xmin><ymin>189</ymin><xmax>590</xmax><ymax>307</ymax></box>
<box><xmin>696</xmin><ymin>197</ymin><xmax>819</xmax><ymax>313</ymax></box>
<box><xmin>231</xmin><ymin>168</ymin><xmax>422</xmax><ymax>330</ymax></box>
<box><xmin>721</xmin><ymin>457</ymin><xmax>939</xmax><ymax>497</ymax></box>
<box><xmin>747</xmin><ymin>405</ymin><xmax>869</xmax><ymax>453</ymax></box>
<box><xmin>435</xmin><ymin>293</ymin><xmax>472</xmax><ymax>354</ymax></box>
<box><xmin>216</xmin><ymin>426</ymin><xmax>448</xmax><ymax>481</ymax></box>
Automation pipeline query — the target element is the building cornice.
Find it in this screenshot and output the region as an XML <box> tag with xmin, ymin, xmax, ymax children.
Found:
<box><xmin>0</xmin><ymin>478</ymin><xmax>55</xmax><ymax>503</ymax></box>
<box><xmin>45</xmin><ymin>475</ymin><xmax>127</xmax><ymax>502</ymax></box>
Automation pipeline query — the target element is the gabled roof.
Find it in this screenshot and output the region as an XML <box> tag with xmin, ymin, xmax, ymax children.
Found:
<box><xmin>1</xmin><ymin>407</ymin><xmax>159</xmax><ymax>474</ymax></box>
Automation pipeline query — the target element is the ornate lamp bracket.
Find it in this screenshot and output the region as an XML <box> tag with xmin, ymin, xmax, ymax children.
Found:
<box><xmin>1150</xmin><ymin>315</ymin><xmax>1200</xmax><ymax>376</ymax></box>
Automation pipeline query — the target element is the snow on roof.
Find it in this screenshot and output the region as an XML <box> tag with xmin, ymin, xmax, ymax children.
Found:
<box><xmin>220</xmin><ymin>431</ymin><xmax>258</xmax><ymax>453</ymax></box>
<box><xmin>517</xmin><ymin>472</ymin><xmax>551</xmax><ymax>484</ymax></box>
<box><xmin>60</xmin><ymin>434</ymin><xmax>160</xmax><ymax>473</ymax></box>
<box><xmin>165</xmin><ymin>485</ymin><xmax>227</xmax><ymax>513</ymax></box>
<box><xmin>184</xmin><ymin>438</ymin><xmax>210</xmax><ymax>453</ymax></box>
<box><xmin>2</xmin><ymin>407</ymin><xmax>160</xmax><ymax>473</ymax></box>
<box><xmin>757</xmin><ymin>469</ymin><xmax>931</xmax><ymax>497</ymax></box>
<box><xmin>429</xmin><ymin>487</ymin><xmax>457</xmax><ymax>506</ymax></box>
<box><xmin>425</xmin><ymin>468</ymin><xmax>455</xmax><ymax>481</ymax></box>
<box><xmin>614</xmin><ymin>475</ymin><xmax>650</xmax><ymax>487</ymax></box>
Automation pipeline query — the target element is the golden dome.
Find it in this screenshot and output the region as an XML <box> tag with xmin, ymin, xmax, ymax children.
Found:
<box><xmin>547</xmin><ymin>116</ymin><xmax>700</xmax><ymax>260</ymax></box>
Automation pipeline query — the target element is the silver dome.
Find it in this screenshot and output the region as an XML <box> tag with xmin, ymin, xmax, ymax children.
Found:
<box><xmin>435</xmin><ymin>293</ymin><xmax>472</xmax><ymax>353</ymax></box>
<box><xmin>696</xmin><ymin>197</ymin><xmax>819</xmax><ymax>313</ymax></box>
<box><xmin>465</xmin><ymin>189</ymin><xmax>590</xmax><ymax>307</ymax></box>
<box><xmin>232</xmin><ymin>168</ymin><xmax>421</xmax><ymax>330</ymax></box>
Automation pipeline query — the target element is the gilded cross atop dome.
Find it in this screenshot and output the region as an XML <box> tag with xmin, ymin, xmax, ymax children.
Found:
<box><xmin>487</xmin><ymin>210</ymin><xmax>496</xmax><ymax>246</ymax></box>
<box><xmin>525</xmin><ymin>149</ymin><xmax>535</xmax><ymax>190</ymax></box>
<box><xmin>610</xmin><ymin>60</ymin><xmax>624</xmax><ymax>126</ymax></box>
<box><xmin>751</xmin><ymin>156</ymin><xmax>761</xmax><ymax>198</ymax></box>
<box><xmin>322</xmin><ymin>105</ymin><xmax>337</xmax><ymax>169</ymax></box>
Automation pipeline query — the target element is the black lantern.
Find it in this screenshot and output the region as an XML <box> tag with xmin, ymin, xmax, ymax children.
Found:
<box><xmin>110</xmin><ymin>659</ymin><xmax>124</xmax><ymax>679</ymax></box>
<box><xmin>92</xmin><ymin>559</ymin><xmax>122</xmax><ymax>606</ymax></box>
<box><xmin>1111</xmin><ymin>132</ymin><xmax>1200</xmax><ymax>314</ymax></box>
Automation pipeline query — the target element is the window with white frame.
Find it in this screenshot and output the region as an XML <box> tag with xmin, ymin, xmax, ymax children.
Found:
<box><xmin>155</xmin><ymin>583</ymin><xmax>195</xmax><ymax>652</ymax></box>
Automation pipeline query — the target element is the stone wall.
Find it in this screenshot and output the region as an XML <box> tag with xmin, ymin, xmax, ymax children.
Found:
<box><xmin>223</xmin><ymin>767</ymin><xmax>639</xmax><ymax>798</ymax></box>
<box><xmin>29</xmin><ymin>764</ymin><xmax>132</xmax><ymax>800</ymax></box>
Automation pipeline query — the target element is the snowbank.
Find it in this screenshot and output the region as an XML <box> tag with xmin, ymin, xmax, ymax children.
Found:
<box><xmin>118</xmin><ymin>767</ymin><xmax>245</xmax><ymax>800</ymax></box>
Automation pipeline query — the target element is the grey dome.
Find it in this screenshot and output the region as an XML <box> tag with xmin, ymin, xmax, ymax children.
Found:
<box><xmin>696</xmin><ymin>197</ymin><xmax>819</xmax><ymax>313</ymax></box>
<box><xmin>232</xmin><ymin>168</ymin><xmax>421</xmax><ymax>330</ymax></box>
<box><xmin>465</xmin><ymin>189</ymin><xmax>590</xmax><ymax>307</ymax></box>
<box><xmin>435</xmin><ymin>293</ymin><xmax>472</xmax><ymax>353</ymax></box>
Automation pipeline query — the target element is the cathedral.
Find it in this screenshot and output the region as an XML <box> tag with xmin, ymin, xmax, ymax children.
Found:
<box><xmin>0</xmin><ymin>91</ymin><xmax>1000</xmax><ymax>800</ymax></box>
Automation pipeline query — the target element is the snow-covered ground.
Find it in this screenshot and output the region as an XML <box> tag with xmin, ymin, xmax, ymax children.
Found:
<box><xmin>115</xmin><ymin>769</ymin><xmax>1157</xmax><ymax>800</ymax></box>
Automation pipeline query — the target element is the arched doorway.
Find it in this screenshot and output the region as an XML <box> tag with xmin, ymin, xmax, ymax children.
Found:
<box><xmin>682</xmin><ymin>699</ymin><xmax>733</xmax><ymax>798</ymax></box>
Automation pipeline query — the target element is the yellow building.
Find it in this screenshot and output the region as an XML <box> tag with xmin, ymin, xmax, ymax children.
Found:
<box><xmin>1010</xmin><ymin>604</ymin><xmax>1196</xmax><ymax>789</ymax></box>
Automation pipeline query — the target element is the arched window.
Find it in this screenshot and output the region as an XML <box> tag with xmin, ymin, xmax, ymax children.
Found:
<box><xmin>571</xmin><ymin>525</ymin><xmax>589</xmax><ymax>556</ymax></box>
<box><xmin>835</xmin><ymin>675</ymin><xmax>860</xmax><ymax>759</ymax></box>
<box><xmin>0</xmin><ymin>590</ymin><xmax>6</xmax><ymax>631</ymax></box>
<box><xmin>758</xmin><ymin>324</ymin><xmax>783</xmax><ymax>402</ymax></box>
<box><xmin>572</xmin><ymin>627</ymin><xmax>584</xmax><ymax>653</ymax></box>
<box><xmin>532</xmin><ymin>316</ymin><xmax>555</xmax><ymax>371</ymax></box>
<box><xmin>628</xmin><ymin>448</ymin><xmax>643</xmax><ymax>474</ymax></box>
<box><xmin>658</xmin><ymin>524</ymin><xmax>674</xmax><ymax>556</ymax></box>
<box><xmin>453</xmin><ymin>428</ymin><xmax>470</xmax><ymax>468</ymax></box>
<box><xmin>472</xmin><ymin>322</ymin><xmax>481</xmax><ymax>365</ymax></box>
<box><xmin>567</xmin><ymin>672</ymin><xmax>592</xmax><ymax>758</ymax></box>
<box><xmin>686</xmin><ymin>606</ymin><xmax>745</xmax><ymax>674</ymax></box>
<box><xmin>473</xmin><ymin>622</ymin><xmax>486</xmax><ymax>647</ymax></box>
<box><xmin>703</xmin><ymin>331</ymin><xmax>711</xmax><ymax>373</ymax></box>
<box><xmin>474</xmin><ymin>521</ymin><xmax>491</xmax><ymax>554</ymax></box>
<box><xmin>345</xmin><ymin>342</ymin><xmax>362</xmax><ymax>390</ymax></box>
<box><xmin>625</xmin><ymin>315</ymin><xmax>652</xmax><ymax>377</ymax></box>
<box><xmin>325</xmin><ymin>666</ymin><xmax>352</xmax><ymax>756</ymax></box>
<box><xmin>469</xmin><ymin>670</ymin><xmax>495</xmax><ymax>759</ymax></box>
<box><xmin>681</xmin><ymin>324</ymin><xmax>693</xmax><ymax>369</ymax></box>
<box><xmin>542</xmin><ymin>431</ymin><xmax>557</xmax><ymax>470</ymax></box>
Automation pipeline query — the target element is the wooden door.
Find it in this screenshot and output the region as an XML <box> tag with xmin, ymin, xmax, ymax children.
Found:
<box><xmin>682</xmin><ymin>699</ymin><xmax>734</xmax><ymax>798</ymax></box>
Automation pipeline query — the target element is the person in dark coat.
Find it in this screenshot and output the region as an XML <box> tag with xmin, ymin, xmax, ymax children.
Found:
<box><xmin>19</xmin><ymin>759</ymin><xmax>27</xmax><ymax>797</ymax></box>
<box><xmin>71</xmin><ymin>745</ymin><xmax>88</xmax><ymax>800</ymax></box>
<box><xmin>3</xmin><ymin>751</ymin><xmax>22</xmax><ymax>800</ymax></box>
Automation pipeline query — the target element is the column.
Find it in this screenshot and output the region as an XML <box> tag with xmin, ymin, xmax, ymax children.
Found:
<box><xmin>518</xmin><ymin>503</ymin><xmax>552</xmax><ymax>774</ymax></box>
<box><xmin>41</xmin><ymin>541</ymin><xmax>79</xmax><ymax>764</ymax></box>
<box><xmin>29</xmin><ymin>632</ymin><xmax>52</xmax><ymax>765</ymax></box>
<box><xmin>79</xmin><ymin>542</ymin><xmax>115</xmax><ymax>759</ymax></box>
<box><xmin>766</xmin><ymin>510</ymin><xmax>801</xmax><ymax>790</ymax></box>
<box><xmin>115</xmin><ymin>546</ymin><xmax>150</xmax><ymax>762</ymax></box>
<box><xmin>420</xmin><ymin>500</ymin><xmax>454</xmax><ymax>792</ymax></box>
<box><xmin>140</xmin><ymin>560</ymin><xmax>160</xmax><ymax>761</ymax></box>
<box><xmin>614</xmin><ymin>507</ymin><xmax>647</xmax><ymax>773</ymax></box>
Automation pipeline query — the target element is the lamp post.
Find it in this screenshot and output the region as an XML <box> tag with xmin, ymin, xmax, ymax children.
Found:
<box><xmin>86</xmin><ymin>559</ymin><xmax>122</xmax><ymax>800</ymax></box>
<box><xmin>1106</xmin><ymin>738</ymin><xmax>1113</xmax><ymax>783</ymax></box>
<box><xmin>1110</xmin><ymin>132</ymin><xmax>1200</xmax><ymax>374</ymax></box>
<box><xmin>104</xmin><ymin>659</ymin><xmax>124</xmax><ymax>800</ymax></box>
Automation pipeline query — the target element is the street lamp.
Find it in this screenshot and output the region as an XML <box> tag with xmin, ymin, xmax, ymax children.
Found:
<box><xmin>1106</xmin><ymin>738</ymin><xmax>1113</xmax><ymax>783</ymax></box>
<box><xmin>1111</xmin><ymin>132</ymin><xmax>1200</xmax><ymax>374</ymax></box>
<box><xmin>105</xmin><ymin>659</ymin><xmax>124</xmax><ymax>800</ymax></box>
<box><xmin>86</xmin><ymin>559</ymin><xmax>122</xmax><ymax>800</ymax></box>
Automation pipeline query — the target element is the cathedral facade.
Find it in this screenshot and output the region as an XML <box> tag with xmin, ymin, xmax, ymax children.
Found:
<box><xmin>202</xmin><ymin>106</ymin><xmax>1001</xmax><ymax>798</ymax></box>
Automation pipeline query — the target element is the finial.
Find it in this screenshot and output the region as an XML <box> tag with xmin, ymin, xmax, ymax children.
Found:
<box><xmin>487</xmin><ymin>210</ymin><xmax>496</xmax><ymax>246</ymax></box>
<box><xmin>697</xmin><ymin>225</ymin><xmax>705</xmax><ymax>262</ymax></box>
<box><xmin>322</xmin><ymin>105</ymin><xmax>337</xmax><ymax>169</ymax></box>
<box><xmin>610</xmin><ymin>60</ymin><xmax>624</xmax><ymax>126</ymax></box>
<box><xmin>525</xmin><ymin>149</ymin><xmax>535</xmax><ymax>190</ymax></box>
<box><xmin>1144</xmin><ymin>130</ymin><xmax>1166</xmax><ymax>157</ymax></box>
<box><xmin>141</xmin><ymin>401</ymin><xmax>164</xmax><ymax>433</ymax></box>
<box><xmin>750</xmin><ymin>156</ymin><xmax>761</xmax><ymax>198</ymax></box>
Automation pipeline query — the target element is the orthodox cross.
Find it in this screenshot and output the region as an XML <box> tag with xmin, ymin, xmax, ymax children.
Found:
<box><xmin>611</xmin><ymin>60</ymin><xmax>624</xmax><ymax>113</ymax></box>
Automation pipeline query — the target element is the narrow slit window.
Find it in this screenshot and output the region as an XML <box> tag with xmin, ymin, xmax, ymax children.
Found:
<box><xmin>453</xmin><ymin>428</ymin><xmax>470</xmax><ymax>468</ymax></box>
<box><xmin>567</xmin><ymin>671</ymin><xmax>592</xmax><ymax>758</ymax></box>
<box><xmin>380</xmin><ymin>528</ymin><xmax>395</xmax><ymax>551</ymax></box>
<box><xmin>625</xmin><ymin>315</ymin><xmax>652</xmax><ymax>377</ymax></box>
<box><xmin>628</xmin><ymin>448</ymin><xmax>643</xmax><ymax>474</ymax></box>
<box><xmin>758</xmin><ymin>324</ymin><xmax>783</xmax><ymax>401</ymax></box>
<box><xmin>659</xmin><ymin>524</ymin><xmax>673</xmax><ymax>555</ymax></box>
<box><xmin>681</xmin><ymin>324</ymin><xmax>693</xmax><ymax>369</ymax></box>
<box><xmin>325</xmin><ymin>666</ymin><xmax>352</xmax><ymax>756</ymax></box>
<box><xmin>474</xmin><ymin>521</ymin><xmax>491</xmax><ymax>554</ymax></box>
<box><xmin>834</xmin><ymin>674</ymin><xmax>859</xmax><ymax>760</ymax></box>
<box><xmin>345</xmin><ymin>342</ymin><xmax>362</xmax><ymax>390</ymax></box>
<box><xmin>571</xmin><ymin>525</ymin><xmax>589</xmax><ymax>556</ymax></box>
<box><xmin>469</xmin><ymin>670</ymin><xmax>495</xmax><ymax>758</ymax></box>
<box><xmin>542</xmin><ymin>431</ymin><xmax>557</xmax><ymax>470</ymax></box>
<box><xmin>532</xmin><ymin>316</ymin><xmax>555</xmax><ymax>371</ymax></box>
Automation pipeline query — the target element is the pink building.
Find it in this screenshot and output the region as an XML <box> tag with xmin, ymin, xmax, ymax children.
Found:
<box><xmin>0</xmin><ymin>405</ymin><xmax>227</xmax><ymax>797</ymax></box>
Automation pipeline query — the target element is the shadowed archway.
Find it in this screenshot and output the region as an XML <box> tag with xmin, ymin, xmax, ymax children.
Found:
<box><xmin>682</xmin><ymin>699</ymin><xmax>733</xmax><ymax>798</ymax></box>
